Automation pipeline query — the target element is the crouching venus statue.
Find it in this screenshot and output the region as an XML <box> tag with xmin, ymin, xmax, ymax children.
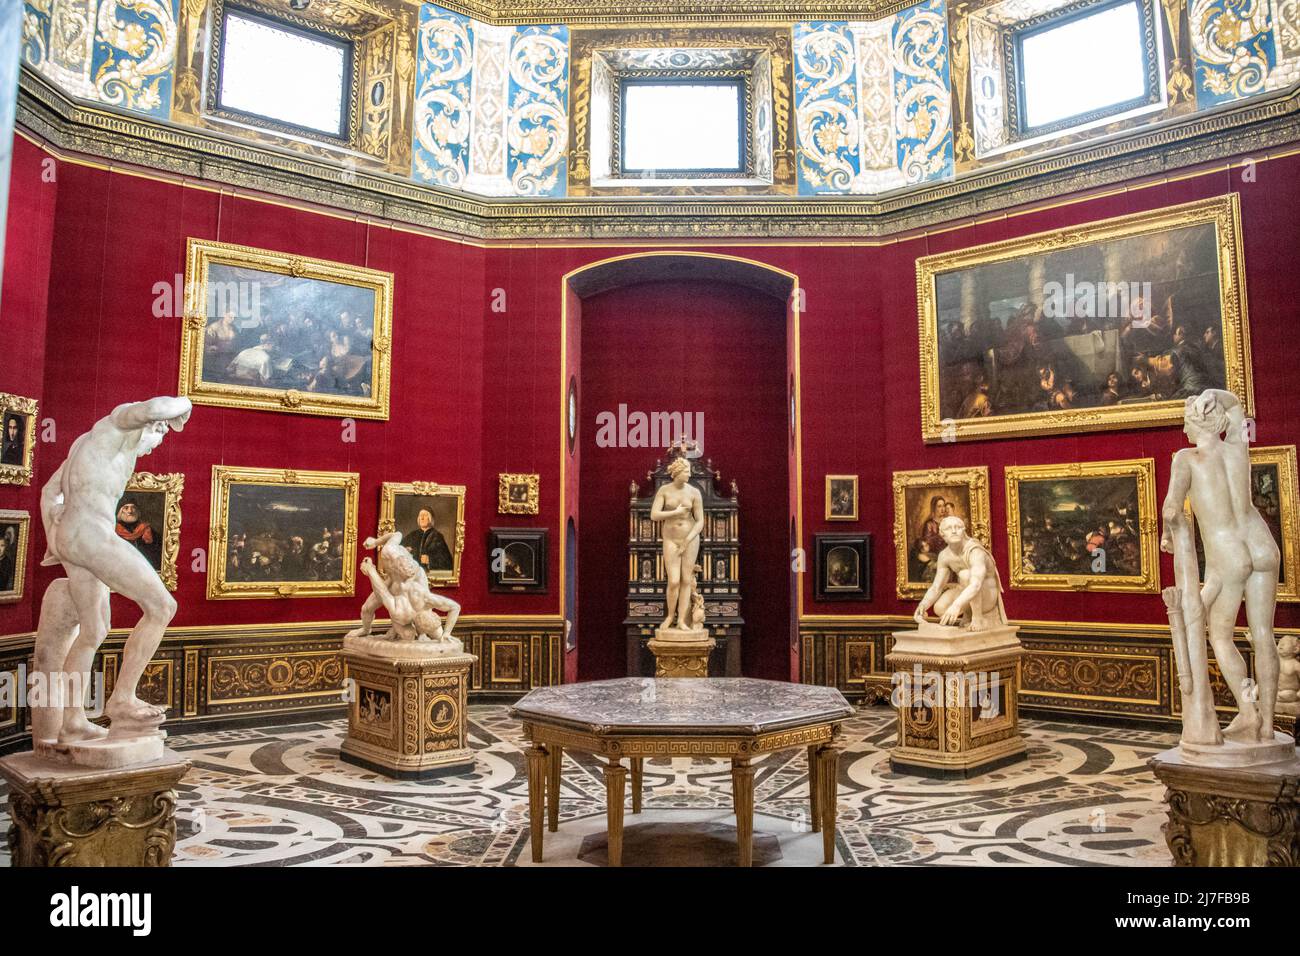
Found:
<box><xmin>32</xmin><ymin>396</ymin><xmax>192</xmax><ymax>768</ymax></box>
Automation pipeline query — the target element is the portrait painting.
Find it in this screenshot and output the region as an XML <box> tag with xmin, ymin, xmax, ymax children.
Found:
<box><xmin>498</xmin><ymin>473</ymin><xmax>540</xmax><ymax>515</ymax></box>
<box><xmin>489</xmin><ymin>528</ymin><xmax>548</xmax><ymax>593</ymax></box>
<box><xmin>814</xmin><ymin>533</ymin><xmax>871</xmax><ymax>601</ymax></box>
<box><xmin>0</xmin><ymin>393</ymin><xmax>38</xmax><ymax>486</ymax></box>
<box><xmin>115</xmin><ymin>473</ymin><xmax>184</xmax><ymax>591</ymax></box>
<box><xmin>379</xmin><ymin>482</ymin><xmax>466</xmax><ymax>587</ymax></box>
<box><xmin>1005</xmin><ymin>459</ymin><xmax>1159</xmax><ymax>593</ymax></box>
<box><xmin>208</xmin><ymin>466</ymin><xmax>359</xmax><ymax>599</ymax></box>
<box><xmin>825</xmin><ymin>475</ymin><xmax>858</xmax><ymax>521</ymax></box>
<box><xmin>0</xmin><ymin>510</ymin><xmax>31</xmax><ymax>603</ymax></box>
<box><xmin>917</xmin><ymin>195</ymin><xmax>1252</xmax><ymax>442</ymax></box>
<box><xmin>1189</xmin><ymin>445</ymin><xmax>1299</xmax><ymax>603</ymax></box>
<box><xmin>180</xmin><ymin>239</ymin><xmax>394</xmax><ymax>420</ymax></box>
<box><xmin>892</xmin><ymin>467</ymin><xmax>991</xmax><ymax>600</ymax></box>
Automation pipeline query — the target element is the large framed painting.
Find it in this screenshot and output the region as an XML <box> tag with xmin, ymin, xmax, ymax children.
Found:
<box><xmin>814</xmin><ymin>533</ymin><xmax>871</xmax><ymax>602</ymax></box>
<box><xmin>488</xmin><ymin>528</ymin><xmax>548</xmax><ymax>593</ymax></box>
<box><xmin>1187</xmin><ymin>445</ymin><xmax>1300</xmax><ymax>603</ymax></box>
<box><xmin>0</xmin><ymin>510</ymin><xmax>30</xmax><ymax>603</ymax></box>
<box><xmin>379</xmin><ymin>482</ymin><xmax>466</xmax><ymax>587</ymax></box>
<box><xmin>179</xmin><ymin>239</ymin><xmax>394</xmax><ymax>420</ymax></box>
<box><xmin>116</xmin><ymin>473</ymin><xmax>184</xmax><ymax>591</ymax></box>
<box><xmin>208</xmin><ymin>466</ymin><xmax>359</xmax><ymax>599</ymax></box>
<box><xmin>1005</xmin><ymin>459</ymin><xmax>1159</xmax><ymax>593</ymax></box>
<box><xmin>0</xmin><ymin>393</ymin><xmax>38</xmax><ymax>486</ymax></box>
<box><xmin>891</xmin><ymin>466</ymin><xmax>991</xmax><ymax>600</ymax></box>
<box><xmin>917</xmin><ymin>195</ymin><xmax>1252</xmax><ymax>442</ymax></box>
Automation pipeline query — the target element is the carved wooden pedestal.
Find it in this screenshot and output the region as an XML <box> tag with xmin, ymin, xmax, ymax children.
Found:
<box><xmin>648</xmin><ymin>629</ymin><xmax>716</xmax><ymax>678</ymax></box>
<box><xmin>886</xmin><ymin>625</ymin><xmax>1027</xmax><ymax>778</ymax></box>
<box><xmin>1149</xmin><ymin>747</ymin><xmax>1300</xmax><ymax>866</ymax></box>
<box><xmin>341</xmin><ymin>647</ymin><xmax>476</xmax><ymax>779</ymax></box>
<box><xmin>0</xmin><ymin>750</ymin><xmax>191</xmax><ymax>867</ymax></box>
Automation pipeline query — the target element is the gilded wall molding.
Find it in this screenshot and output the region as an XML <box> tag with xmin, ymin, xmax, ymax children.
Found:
<box><xmin>16</xmin><ymin>65</ymin><xmax>1300</xmax><ymax>240</ymax></box>
<box><xmin>431</xmin><ymin>1</ymin><xmax>929</xmax><ymax>26</ymax></box>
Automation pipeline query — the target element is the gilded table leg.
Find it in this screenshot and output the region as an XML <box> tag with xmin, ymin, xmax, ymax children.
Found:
<box><xmin>546</xmin><ymin>745</ymin><xmax>562</xmax><ymax>832</ymax></box>
<box><xmin>630</xmin><ymin>757</ymin><xmax>643</xmax><ymax>814</ymax></box>
<box><xmin>807</xmin><ymin>745</ymin><xmax>821</xmax><ymax>833</ymax></box>
<box><xmin>816</xmin><ymin>744</ymin><xmax>840</xmax><ymax>865</ymax></box>
<box><xmin>732</xmin><ymin>757</ymin><xmax>755</xmax><ymax>868</ymax></box>
<box><xmin>526</xmin><ymin>743</ymin><xmax>548</xmax><ymax>863</ymax></box>
<box><xmin>604</xmin><ymin>757</ymin><xmax>627</xmax><ymax>867</ymax></box>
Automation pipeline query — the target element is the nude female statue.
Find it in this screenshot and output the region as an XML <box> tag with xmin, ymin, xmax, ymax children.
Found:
<box><xmin>1161</xmin><ymin>389</ymin><xmax>1281</xmax><ymax>747</ymax></box>
<box><xmin>650</xmin><ymin>457</ymin><xmax>704</xmax><ymax>630</ymax></box>
<box><xmin>913</xmin><ymin>516</ymin><xmax>1008</xmax><ymax>631</ymax></box>
<box><xmin>33</xmin><ymin>396</ymin><xmax>192</xmax><ymax>751</ymax></box>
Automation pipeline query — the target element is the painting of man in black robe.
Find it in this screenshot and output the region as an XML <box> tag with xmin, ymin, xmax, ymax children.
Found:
<box><xmin>391</xmin><ymin>493</ymin><xmax>461</xmax><ymax>580</ymax></box>
<box><xmin>0</xmin><ymin>523</ymin><xmax>18</xmax><ymax>593</ymax></box>
<box><xmin>113</xmin><ymin>494</ymin><xmax>164</xmax><ymax>572</ymax></box>
<box><xmin>932</xmin><ymin>221</ymin><xmax>1226</xmax><ymax>425</ymax></box>
<box><xmin>0</xmin><ymin>412</ymin><xmax>27</xmax><ymax>466</ymax></box>
<box><xmin>199</xmin><ymin>263</ymin><xmax>378</xmax><ymax>398</ymax></box>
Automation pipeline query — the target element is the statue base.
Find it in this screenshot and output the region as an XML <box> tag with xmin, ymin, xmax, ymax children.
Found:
<box><xmin>1149</xmin><ymin>745</ymin><xmax>1300</xmax><ymax>866</ymax></box>
<box><xmin>886</xmin><ymin>624</ymin><xmax>1027</xmax><ymax>778</ymax></box>
<box><xmin>340</xmin><ymin>646</ymin><xmax>477</xmax><ymax>780</ymax></box>
<box><xmin>1179</xmin><ymin>731</ymin><xmax>1297</xmax><ymax>769</ymax></box>
<box><xmin>34</xmin><ymin>731</ymin><xmax>166</xmax><ymax>770</ymax></box>
<box><xmin>0</xmin><ymin>749</ymin><xmax>191</xmax><ymax>866</ymax></box>
<box><xmin>648</xmin><ymin>627</ymin><xmax>715</xmax><ymax>678</ymax></box>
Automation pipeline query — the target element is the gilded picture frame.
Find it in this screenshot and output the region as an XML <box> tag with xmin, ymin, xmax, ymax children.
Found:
<box><xmin>892</xmin><ymin>466</ymin><xmax>991</xmax><ymax>600</ymax></box>
<box><xmin>378</xmin><ymin>481</ymin><xmax>466</xmax><ymax>587</ymax></box>
<box><xmin>179</xmin><ymin>238</ymin><xmax>394</xmax><ymax>420</ymax></box>
<box><xmin>917</xmin><ymin>194</ymin><xmax>1252</xmax><ymax>443</ymax></box>
<box><xmin>1185</xmin><ymin>444</ymin><xmax>1300</xmax><ymax>604</ymax></box>
<box><xmin>824</xmin><ymin>475</ymin><xmax>858</xmax><ymax>521</ymax></box>
<box><xmin>0</xmin><ymin>509</ymin><xmax>31</xmax><ymax>604</ymax></box>
<box><xmin>119</xmin><ymin>472</ymin><xmax>185</xmax><ymax>592</ymax></box>
<box><xmin>1005</xmin><ymin>458</ymin><xmax>1159</xmax><ymax>593</ymax></box>
<box><xmin>208</xmin><ymin>465</ymin><xmax>359</xmax><ymax>600</ymax></box>
<box><xmin>498</xmin><ymin>473</ymin><xmax>540</xmax><ymax>515</ymax></box>
<box><xmin>0</xmin><ymin>393</ymin><xmax>38</xmax><ymax>486</ymax></box>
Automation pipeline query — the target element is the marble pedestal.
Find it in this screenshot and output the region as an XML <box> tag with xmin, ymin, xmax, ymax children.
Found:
<box><xmin>0</xmin><ymin>749</ymin><xmax>191</xmax><ymax>866</ymax></box>
<box><xmin>1149</xmin><ymin>746</ymin><xmax>1300</xmax><ymax>866</ymax></box>
<box><xmin>647</xmin><ymin>627</ymin><xmax>716</xmax><ymax>678</ymax></box>
<box><xmin>886</xmin><ymin>624</ymin><xmax>1027</xmax><ymax>778</ymax></box>
<box><xmin>340</xmin><ymin>635</ymin><xmax>476</xmax><ymax>779</ymax></box>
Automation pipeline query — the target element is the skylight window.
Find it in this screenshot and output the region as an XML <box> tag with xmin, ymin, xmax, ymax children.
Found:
<box><xmin>1018</xmin><ymin>1</ymin><xmax>1148</xmax><ymax>130</ymax></box>
<box><xmin>217</xmin><ymin>9</ymin><xmax>351</xmax><ymax>139</ymax></box>
<box><xmin>621</xmin><ymin>80</ymin><xmax>744</xmax><ymax>174</ymax></box>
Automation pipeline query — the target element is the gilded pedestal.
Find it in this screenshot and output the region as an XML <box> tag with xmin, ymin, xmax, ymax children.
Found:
<box><xmin>341</xmin><ymin>643</ymin><xmax>477</xmax><ymax>779</ymax></box>
<box><xmin>1149</xmin><ymin>747</ymin><xmax>1300</xmax><ymax>866</ymax></box>
<box><xmin>647</xmin><ymin>627</ymin><xmax>715</xmax><ymax>678</ymax></box>
<box><xmin>0</xmin><ymin>750</ymin><xmax>191</xmax><ymax>867</ymax></box>
<box><xmin>886</xmin><ymin>625</ymin><xmax>1027</xmax><ymax>778</ymax></box>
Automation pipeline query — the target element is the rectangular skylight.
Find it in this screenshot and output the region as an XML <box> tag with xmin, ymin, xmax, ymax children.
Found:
<box><xmin>621</xmin><ymin>81</ymin><xmax>744</xmax><ymax>173</ymax></box>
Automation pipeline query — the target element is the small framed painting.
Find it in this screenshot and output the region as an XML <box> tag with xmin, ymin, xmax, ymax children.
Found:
<box><xmin>0</xmin><ymin>393</ymin><xmax>38</xmax><ymax>486</ymax></box>
<box><xmin>116</xmin><ymin>472</ymin><xmax>185</xmax><ymax>591</ymax></box>
<box><xmin>489</xmin><ymin>528</ymin><xmax>548</xmax><ymax>593</ymax></box>
<box><xmin>825</xmin><ymin>475</ymin><xmax>858</xmax><ymax>521</ymax></box>
<box><xmin>0</xmin><ymin>510</ymin><xmax>31</xmax><ymax>603</ymax></box>
<box><xmin>814</xmin><ymin>533</ymin><xmax>871</xmax><ymax>601</ymax></box>
<box><xmin>498</xmin><ymin>473</ymin><xmax>540</xmax><ymax>515</ymax></box>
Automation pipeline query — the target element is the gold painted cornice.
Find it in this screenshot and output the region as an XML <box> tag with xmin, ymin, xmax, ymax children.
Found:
<box><xmin>17</xmin><ymin>66</ymin><xmax>1300</xmax><ymax>242</ymax></box>
<box><xmin>431</xmin><ymin>0</ymin><xmax>921</xmax><ymax>25</ymax></box>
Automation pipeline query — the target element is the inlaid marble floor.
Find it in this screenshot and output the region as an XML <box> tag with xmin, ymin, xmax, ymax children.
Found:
<box><xmin>0</xmin><ymin>706</ymin><xmax>1178</xmax><ymax>866</ymax></box>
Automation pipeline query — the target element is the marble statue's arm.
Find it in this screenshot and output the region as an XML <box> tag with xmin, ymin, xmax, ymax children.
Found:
<box><xmin>426</xmin><ymin>592</ymin><xmax>460</xmax><ymax>635</ymax></box>
<box><xmin>110</xmin><ymin>396</ymin><xmax>193</xmax><ymax>431</ymax></box>
<box><xmin>1161</xmin><ymin>451</ymin><xmax>1193</xmax><ymax>553</ymax></box>
<box><xmin>915</xmin><ymin>561</ymin><xmax>951</xmax><ymax>619</ymax></box>
<box><xmin>1197</xmin><ymin>389</ymin><xmax>1243</xmax><ymax>444</ymax></box>
<box><xmin>941</xmin><ymin>550</ymin><xmax>988</xmax><ymax>624</ymax></box>
<box><xmin>686</xmin><ymin>490</ymin><xmax>704</xmax><ymax>542</ymax></box>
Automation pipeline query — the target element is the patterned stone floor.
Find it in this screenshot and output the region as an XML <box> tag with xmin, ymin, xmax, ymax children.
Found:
<box><xmin>0</xmin><ymin>705</ymin><xmax>1178</xmax><ymax>866</ymax></box>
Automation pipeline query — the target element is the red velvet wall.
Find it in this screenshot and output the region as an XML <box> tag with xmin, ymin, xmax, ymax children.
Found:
<box><xmin>0</xmin><ymin>136</ymin><xmax>58</xmax><ymax>634</ymax></box>
<box><xmin>576</xmin><ymin>280</ymin><xmax>790</xmax><ymax>680</ymax></box>
<box><xmin>4</xmin><ymin>136</ymin><xmax>1298</xmax><ymax>669</ymax></box>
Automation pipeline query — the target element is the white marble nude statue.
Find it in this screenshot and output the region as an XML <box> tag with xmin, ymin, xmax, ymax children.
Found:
<box><xmin>912</xmin><ymin>516</ymin><xmax>1008</xmax><ymax>631</ymax></box>
<box><xmin>347</xmin><ymin>532</ymin><xmax>461</xmax><ymax>648</ymax></box>
<box><xmin>650</xmin><ymin>457</ymin><xmax>704</xmax><ymax>631</ymax></box>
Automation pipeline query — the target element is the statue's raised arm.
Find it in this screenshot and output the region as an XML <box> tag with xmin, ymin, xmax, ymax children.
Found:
<box><xmin>111</xmin><ymin>396</ymin><xmax>192</xmax><ymax>433</ymax></box>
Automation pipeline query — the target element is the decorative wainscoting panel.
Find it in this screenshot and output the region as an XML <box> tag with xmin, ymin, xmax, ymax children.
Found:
<box><xmin>799</xmin><ymin>615</ymin><xmax>1297</xmax><ymax>733</ymax></box>
<box><xmin>0</xmin><ymin>615</ymin><xmax>565</xmax><ymax>752</ymax></box>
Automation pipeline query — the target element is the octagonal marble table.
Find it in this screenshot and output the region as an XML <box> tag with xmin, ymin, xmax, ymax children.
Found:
<box><xmin>511</xmin><ymin>677</ymin><xmax>854</xmax><ymax>867</ymax></box>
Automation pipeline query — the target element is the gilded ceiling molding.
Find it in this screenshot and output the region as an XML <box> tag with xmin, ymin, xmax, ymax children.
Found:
<box><xmin>431</xmin><ymin>0</ymin><xmax>928</xmax><ymax>26</ymax></box>
<box><xmin>17</xmin><ymin>67</ymin><xmax>1300</xmax><ymax>240</ymax></box>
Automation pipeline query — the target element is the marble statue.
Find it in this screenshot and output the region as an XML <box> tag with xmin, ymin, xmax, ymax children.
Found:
<box><xmin>1277</xmin><ymin>636</ymin><xmax>1299</xmax><ymax>718</ymax></box>
<box><xmin>346</xmin><ymin>531</ymin><xmax>462</xmax><ymax>653</ymax></box>
<box><xmin>650</xmin><ymin>456</ymin><xmax>704</xmax><ymax>632</ymax></box>
<box><xmin>32</xmin><ymin>396</ymin><xmax>192</xmax><ymax>767</ymax></box>
<box><xmin>1161</xmin><ymin>389</ymin><xmax>1292</xmax><ymax>761</ymax></box>
<box><xmin>912</xmin><ymin>516</ymin><xmax>1008</xmax><ymax>631</ymax></box>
